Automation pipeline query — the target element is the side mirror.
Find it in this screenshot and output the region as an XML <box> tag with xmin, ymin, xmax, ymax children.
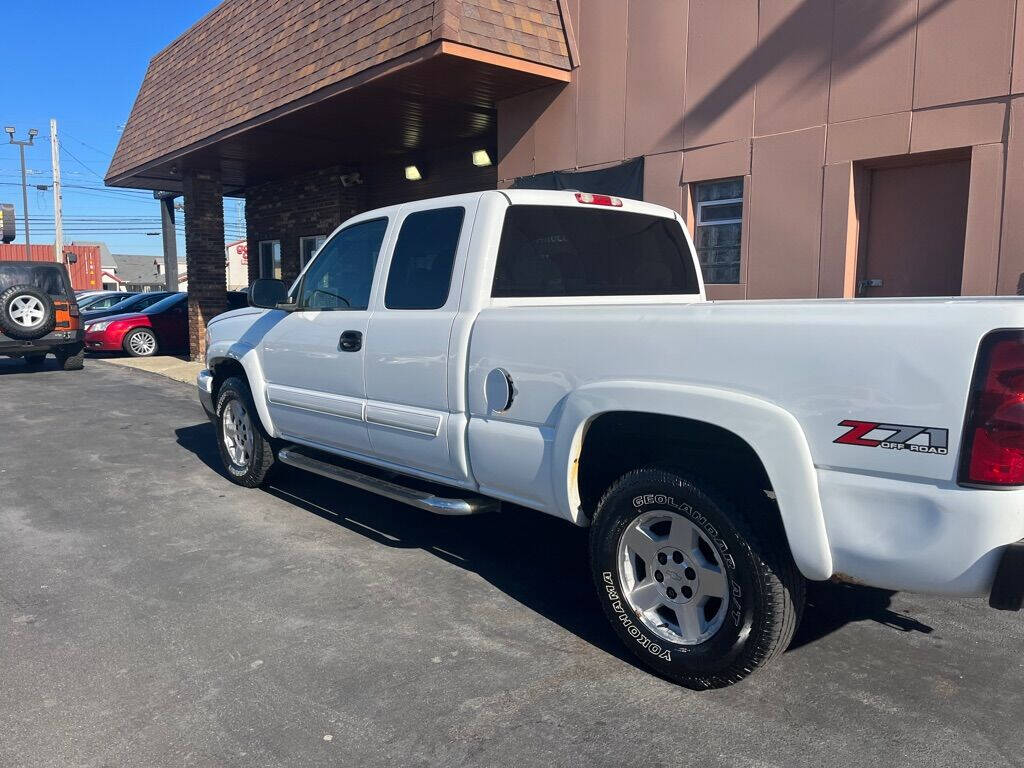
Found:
<box><xmin>248</xmin><ymin>278</ymin><xmax>289</xmax><ymax>309</ymax></box>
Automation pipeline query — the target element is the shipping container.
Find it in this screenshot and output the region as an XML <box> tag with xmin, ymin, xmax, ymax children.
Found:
<box><xmin>0</xmin><ymin>244</ymin><xmax>103</xmax><ymax>291</ymax></box>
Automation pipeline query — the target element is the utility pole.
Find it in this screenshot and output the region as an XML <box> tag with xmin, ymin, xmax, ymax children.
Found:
<box><xmin>154</xmin><ymin>191</ymin><xmax>179</xmax><ymax>291</ymax></box>
<box><xmin>49</xmin><ymin>119</ymin><xmax>63</xmax><ymax>263</ymax></box>
<box><xmin>4</xmin><ymin>126</ymin><xmax>38</xmax><ymax>255</ymax></box>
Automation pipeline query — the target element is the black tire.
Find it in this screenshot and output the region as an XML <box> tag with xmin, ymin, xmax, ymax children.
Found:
<box><xmin>122</xmin><ymin>327</ymin><xmax>158</xmax><ymax>357</ymax></box>
<box><xmin>24</xmin><ymin>353</ymin><xmax>46</xmax><ymax>366</ymax></box>
<box><xmin>215</xmin><ymin>376</ymin><xmax>276</xmax><ymax>488</ymax></box>
<box><xmin>56</xmin><ymin>344</ymin><xmax>85</xmax><ymax>371</ymax></box>
<box><xmin>589</xmin><ymin>468</ymin><xmax>804</xmax><ymax>689</ymax></box>
<box><xmin>0</xmin><ymin>285</ymin><xmax>56</xmax><ymax>340</ymax></box>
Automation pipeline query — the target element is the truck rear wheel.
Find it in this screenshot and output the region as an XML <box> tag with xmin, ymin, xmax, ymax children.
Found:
<box><xmin>215</xmin><ymin>376</ymin><xmax>276</xmax><ymax>488</ymax></box>
<box><xmin>589</xmin><ymin>468</ymin><xmax>804</xmax><ymax>689</ymax></box>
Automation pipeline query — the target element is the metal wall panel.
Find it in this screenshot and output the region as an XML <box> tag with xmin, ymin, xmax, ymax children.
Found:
<box><xmin>829</xmin><ymin>0</ymin><xmax>917</xmax><ymax>123</ymax></box>
<box><xmin>914</xmin><ymin>0</ymin><xmax>1015</xmax><ymax>109</ymax></box>
<box><xmin>682</xmin><ymin>0</ymin><xmax>758</xmax><ymax>148</ymax></box>
<box><xmin>576</xmin><ymin>0</ymin><xmax>628</xmax><ymax>166</ymax></box>
<box><xmin>624</xmin><ymin>0</ymin><xmax>686</xmax><ymax>157</ymax></box>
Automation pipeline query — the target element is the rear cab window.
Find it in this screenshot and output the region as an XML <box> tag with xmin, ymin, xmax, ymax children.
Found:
<box><xmin>492</xmin><ymin>206</ymin><xmax>698</xmax><ymax>298</ymax></box>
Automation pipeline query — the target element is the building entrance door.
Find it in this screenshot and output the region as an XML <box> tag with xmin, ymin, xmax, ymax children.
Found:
<box><xmin>859</xmin><ymin>158</ymin><xmax>970</xmax><ymax>297</ymax></box>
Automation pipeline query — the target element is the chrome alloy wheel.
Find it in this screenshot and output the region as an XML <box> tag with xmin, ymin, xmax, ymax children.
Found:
<box><xmin>222</xmin><ymin>398</ymin><xmax>255</xmax><ymax>468</ymax></box>
<box><xmin>128</xmin><ymin>330</ymin><xmax>157</xmax><ymax>356</ymax></box>
<box><xmin>616</xmin><ymin>509</ymin><xmax>730</xmax><ymax>645</ymax></box>
<box><xmin>9</xmin><ymin>295</ymin><xmax>44</xmax><ymax>328</ymax></box>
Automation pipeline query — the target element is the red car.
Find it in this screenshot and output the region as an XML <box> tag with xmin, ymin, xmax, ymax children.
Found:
<box><xmin>83</xmin><ymin>292</ymin><xmax>188</xmax><ymax>357</ymax></box>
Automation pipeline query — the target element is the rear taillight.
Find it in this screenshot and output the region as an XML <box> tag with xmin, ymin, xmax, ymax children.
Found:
<box><xmin>960</xmin><ymin>330</ymin><xmax>1024</xmax><ymax>486</ymax></box>
<box><xmin>575</xmin><ymin>192</ymin><xmax>623</xmax><ymax>207</ymax></box>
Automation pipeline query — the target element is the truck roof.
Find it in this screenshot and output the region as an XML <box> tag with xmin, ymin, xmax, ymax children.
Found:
<box><xmin>343</xmin><ymin>189</ymin><xmax>681</xmax><ymax>226</ymax></box>
<box><xmin>496</xmin><ymin>189</ymin><xmax>679</xmax><ymax>220</ymax></box>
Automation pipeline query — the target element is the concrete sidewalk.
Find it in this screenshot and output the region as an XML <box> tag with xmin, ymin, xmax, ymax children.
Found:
<box><xmin>95</xmin><ymin>353</ymin><xmax>203</xmax><ymax>385</ymax></box>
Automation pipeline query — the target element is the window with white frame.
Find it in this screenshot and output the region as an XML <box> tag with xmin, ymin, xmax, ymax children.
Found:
<box><xmin>300</xmin><ymin>235</ymin><xmax>327</xmax><ymax>268</ymax></box>
<box><xmin>258</xmin><ymin>240</ymin><xmax>281</xmax><ymax>279</ymax></box>
<box><xmin>694</xmin><ymin>178</ymin><xmax>743</xmax><ymax>284</ymax></box>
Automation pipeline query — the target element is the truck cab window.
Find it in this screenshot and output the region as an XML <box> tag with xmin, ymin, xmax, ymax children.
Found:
<box><xmin>385</xmin><ymin>207</ymin><xmax>465</xmax><ymax>310</ymax></box>
<box><xmin>298</xmin><ymin>218</ymin><xmax>388</xmax><ymax>311</ymax></box>
<box><xmin>493</xmin><ymin>206</ymin><xmax>698</xmax><ymax>298</ymax></box>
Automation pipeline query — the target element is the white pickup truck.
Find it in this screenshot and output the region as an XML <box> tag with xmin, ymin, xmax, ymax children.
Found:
<box><xmin>198</xmin><ymin>189</ymin><xmax>1024</xmax><ymax>689</ymax></box>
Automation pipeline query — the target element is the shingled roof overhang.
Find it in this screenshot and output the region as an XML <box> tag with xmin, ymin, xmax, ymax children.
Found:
<box><xmin>106</xmin><ymin>0</ymin><xmax>575</xmax><ymax>194</ymax></box>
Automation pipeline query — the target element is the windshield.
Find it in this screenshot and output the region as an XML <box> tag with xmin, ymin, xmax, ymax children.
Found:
<box><xmin>0</xmin><ymin>264</ymin><xmax>68</xmax><ymax>297</ymax></box>
<box><xmin>79</xmin><ymin>293</ymin><xmax>128</xmax><ymax>310</ymax></box>
<box><xmin>100</xmin><ymin>295</ymin><xmax>144</xmax><ymax>313</ymax></box>
<box><xmin>142</xmin><ymin>293</ymin><xmax>186</xmax><ymax>314</ymax></box>
<box><xmin>77</xmin><ymin>294</ymin><xmax>107</xmax><ymax>309</ymax></box>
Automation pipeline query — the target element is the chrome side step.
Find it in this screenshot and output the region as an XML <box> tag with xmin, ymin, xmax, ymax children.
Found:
<box><xmin>277</xmin><ymin>446</ymin><xmax>499</xmax><ymax>516</ymax></box>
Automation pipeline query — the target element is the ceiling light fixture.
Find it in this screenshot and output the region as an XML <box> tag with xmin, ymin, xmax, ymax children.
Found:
<box><xmin>404</xmin><ymin>165</ymin><xmax>423</xmax><ymax>181</ymax></box>
<box><xmin>471</xmin><ymin>149</ymin><xmax>492</xmax><ymax>167</ymax></box>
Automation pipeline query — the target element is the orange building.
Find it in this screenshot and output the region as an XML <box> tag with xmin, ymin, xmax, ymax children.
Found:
<box><xmin>0</xmin><ymin>244</ymin><xmax>103</xmax><ymax>291</ymax></box>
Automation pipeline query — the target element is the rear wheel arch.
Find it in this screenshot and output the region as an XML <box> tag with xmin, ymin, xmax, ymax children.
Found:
<box><xmin>577</xmin><ymin>411</ymin><xmax>782</xmax><ymax>535</ymax></box>
<box><xmin>557</xmin><ymin>382</ymin><xmax>832</xmax><ymax>581</ymax></box>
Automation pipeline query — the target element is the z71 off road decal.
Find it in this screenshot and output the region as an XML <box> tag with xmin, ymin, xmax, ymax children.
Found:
<box><xmin>834</xmin><ymin>420</ymin><xmax>949</xmax><ymax>455</ymax></box>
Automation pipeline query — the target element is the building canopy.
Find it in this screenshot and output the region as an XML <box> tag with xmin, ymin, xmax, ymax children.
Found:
<box><xmin>106</xmin><ymin>0</ymin><xmax>574</xmax><ymax>193</ymax></box>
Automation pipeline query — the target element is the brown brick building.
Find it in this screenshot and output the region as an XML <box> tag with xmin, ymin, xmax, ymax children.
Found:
<box><xmin>107</xmin><ymin>0</ymin><xmax>1024</xmax><ymax>360</ymax></box>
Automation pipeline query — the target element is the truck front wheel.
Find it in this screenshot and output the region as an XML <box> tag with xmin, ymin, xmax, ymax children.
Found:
<box><xmin>589</xmin><ymin>468</ymin><xmax>804</xmax><ymax>689</ymax></box>
<box><xmin>215</xmin><ymin>376</ymin><xmax>276</xmax><ymax>488</ymax></box>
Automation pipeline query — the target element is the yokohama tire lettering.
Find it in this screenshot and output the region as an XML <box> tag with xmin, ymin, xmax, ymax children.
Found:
<box><xmin>603</xmin><ymin>572</ymin><xmax>672</xmax><ymax>661</ymax></box>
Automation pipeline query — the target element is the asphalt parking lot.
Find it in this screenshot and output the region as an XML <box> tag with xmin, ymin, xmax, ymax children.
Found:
<box><xmin>1</xmin><ymin>358</ymin><xmax>1022</xmax><ymax>768</ymax></box>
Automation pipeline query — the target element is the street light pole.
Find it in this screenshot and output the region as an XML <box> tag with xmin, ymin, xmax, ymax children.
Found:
<box><xmin>5</xmin><ymin>126</ymin><xmax>39</xmax><ymax>255</ymax></box>
<box><xmin>18</xmin><ymin>143</ymin><xmax>30</xmax><ymax>254</ymax></box>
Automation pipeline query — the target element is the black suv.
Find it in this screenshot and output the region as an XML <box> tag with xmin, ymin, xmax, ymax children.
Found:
<box><xmin>0</xmin><ymin>261</ymin><xmax>85</xmax><ymax>370</ymax></box>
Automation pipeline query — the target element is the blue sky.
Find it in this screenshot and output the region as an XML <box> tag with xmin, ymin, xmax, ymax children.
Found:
<box><xmin>1</xmin><ymin>0</ymin><xmax>246</xmax><ymax>258</ymax></box>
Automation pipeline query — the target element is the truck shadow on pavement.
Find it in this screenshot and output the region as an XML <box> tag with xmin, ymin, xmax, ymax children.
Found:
<box><xmin>175</xmin><ymin>421</ymin><xmax>934</xmax><ymax>667</ymax></box>
<box><xmin>790</xmin><ymin>582</ymin><xmax>933</xmax><ymax>651</ymax></box>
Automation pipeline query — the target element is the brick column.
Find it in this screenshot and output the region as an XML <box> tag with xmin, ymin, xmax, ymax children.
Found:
<box><xmin>183</xmin><ymin>169</ymin><xmax>226</xmax><ymax>362</ymax></box>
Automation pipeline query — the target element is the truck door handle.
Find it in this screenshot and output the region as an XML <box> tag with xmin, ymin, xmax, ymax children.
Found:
<box><xmin>339</xmin><ymin>330</ymin><xmax>362</xmax><ymax>352</ymax></box>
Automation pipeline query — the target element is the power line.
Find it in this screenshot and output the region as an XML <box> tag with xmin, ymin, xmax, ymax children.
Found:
<box><xmin>60</xmin><ymin>131</ymin><xmax>113</xmax><ymax>159</ymax></box>
<box><xmin>59</xmin><ymin>143</ymin><xmax>104</xmax><ymax>180</ymax></box>
<box><xmin>0</xmin><ymin>181</ymin><xmax>157</xmax><ymax>202</ymax></box>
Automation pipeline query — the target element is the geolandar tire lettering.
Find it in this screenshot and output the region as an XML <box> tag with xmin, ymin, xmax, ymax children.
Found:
<box><xmin>588</xmin><ymin>468</ymin><xmax>804</xmax><ymax>690</ymax></box>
